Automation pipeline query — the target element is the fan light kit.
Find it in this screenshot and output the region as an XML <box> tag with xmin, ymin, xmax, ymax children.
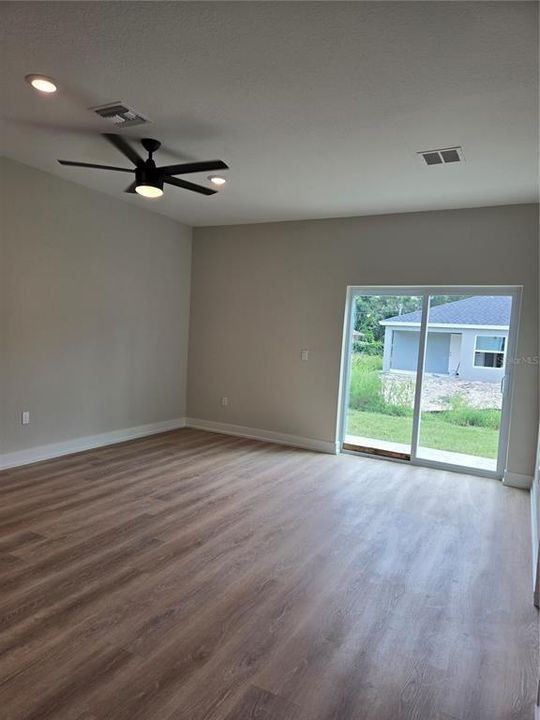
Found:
<box><xmin>135</xmin><ymin>184</ymin><xmax>164</xmax><ymax>199</ymax></box>
<box><xmin>58</xmin><ymin>135</ymin><xmax>229</xmax><ymax>200</ymax></box>
<box><xmin>25</xmin><ymin>74</ymin><xmax>57</xmax><ymax>93</ymax></box>
<box><xmin>208</xmin><ymin>175</ymin><xmax>226</xmax><ymax>186</ymax></box>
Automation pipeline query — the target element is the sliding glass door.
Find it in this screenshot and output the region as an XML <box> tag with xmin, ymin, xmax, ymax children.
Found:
<box><xmin>340</xmin><ymin>287</ymin><xmax>519</xmax><ymax>477</ymax></box>
<box><xmin>342</xmin><ymin>291</ymin><xmax>422</xmax><ymax>459</ymax></box>
<box><xmin>415</xmin><ymin>293</ymin><xmax>513</xmax><ymax>472</ymax></box>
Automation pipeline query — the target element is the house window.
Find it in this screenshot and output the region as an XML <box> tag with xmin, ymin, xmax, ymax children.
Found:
<box><xmin>474</xmin><ymin>335</ymin><xmax>506</xmax><ymax>369</ymax></box>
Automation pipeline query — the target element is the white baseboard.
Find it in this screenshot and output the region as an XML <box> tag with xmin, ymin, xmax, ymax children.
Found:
<box><xmin>0</xmin><ymin>415</ymin><xmax>335</xmax><ymax>471</ymax></box>
<box><xmin>186</xmin><ymin>417</ymin><xmax>338</xmax><ymax>455</ymax></box>
<box><xmin>503</xmin><ymin>471</ymin><xmax>533</xmax><ymax>489</ymax></box>
<box><xmin>0</xmin><ymin>417</ymin><xmax>186</xmax><ymax>471</ymax></box>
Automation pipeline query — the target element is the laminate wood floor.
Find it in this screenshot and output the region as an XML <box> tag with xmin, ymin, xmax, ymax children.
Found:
<box><xmin>0</xmin><ymin>429</ymin><xmax>536</xmax><ymax>720</ymax></box>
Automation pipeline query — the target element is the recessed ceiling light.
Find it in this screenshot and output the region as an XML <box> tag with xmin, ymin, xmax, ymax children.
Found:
<box><xmin>135</xmin><ymin>184</ymin><xmax>164</xmax><ymax>199</ymax></box>
<box><xmin>208</xmin><ymin>175</ymin><xmax>226</xmax><ymax>186</ymax></box>
<box><xmin>25</xmin><ymin>74</ymin><xmax>57</xmax><ymax>94</ymax></box>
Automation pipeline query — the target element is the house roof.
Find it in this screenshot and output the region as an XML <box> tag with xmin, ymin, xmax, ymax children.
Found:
<box><xmin>380</xmin><ymin>295</ymin><xmax>511</xmax><ymax>327</ymax></box>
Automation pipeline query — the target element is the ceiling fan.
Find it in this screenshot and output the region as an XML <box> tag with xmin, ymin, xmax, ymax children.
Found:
<box><xmin>58</xmin><ymin>134</ymin><xmax>228</xmax><ymax>199</ymax></box>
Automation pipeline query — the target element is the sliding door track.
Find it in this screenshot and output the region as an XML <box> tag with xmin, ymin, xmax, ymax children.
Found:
<box><xmin>342</xmin><ymin>443</ymin><xmax>411</xmax><ymax>461</ymax></box>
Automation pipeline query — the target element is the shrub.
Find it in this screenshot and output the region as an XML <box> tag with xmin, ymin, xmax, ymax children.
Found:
<box><xmin>352</xmin><ymin>340</ymin><xmax>384</xmax><ymax>356</ymax></box>
<box><xmin>354</xmin><ymin>354</ymin><xmax>383</xmax><ymax>372</ymax></box>
<box><xmin>439</xmin><ymin>393</ymin><xmax>500</xmax><ymax>430</ymax></box>
<box><xmin>382</xmin><ymin>403</ymin><xmax>412</xmax><ymax>417</ymax></box>
<box><xmin>348</xmin><ymin>355</ymin><xmax>384</xmax><ymax>412</ymax></box>
<box><xmin>348</xmin><ymin>355</ymin><xmax>413</xmax><ymax>417</ymax></box>
<box><xmin>382</xmin><ymin>378</ymin><xmax>415</xmax><ymax>415</ymax></box>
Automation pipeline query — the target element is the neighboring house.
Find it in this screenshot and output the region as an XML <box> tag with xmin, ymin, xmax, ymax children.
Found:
<box><xmin>380</xmin><ymin>296</ymin><xmax>511</xmax><ymax>382</ymax></box>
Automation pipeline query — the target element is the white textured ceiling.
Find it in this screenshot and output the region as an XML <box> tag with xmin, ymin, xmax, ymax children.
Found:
<box><xmin>0</xmin><ymin>1</ymin><xmax>538</xmax><ymax>226</ymax></box>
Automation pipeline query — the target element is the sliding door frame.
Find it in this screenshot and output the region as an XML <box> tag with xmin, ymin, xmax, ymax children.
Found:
<box><xmin>338</xmin><ymin>285</ymin><xmax>522</xmax><ymax>480</ymax></box>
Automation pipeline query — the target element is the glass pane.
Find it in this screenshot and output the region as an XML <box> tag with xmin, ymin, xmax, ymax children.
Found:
<box><xmin>344</xmin><ymin>294</ymin><xmax>422</xmax><ymax>457</ymax></box>
<box><xmin>474</xmin><ymin>352</ymin><xmax>504</xmax><ymax>368</ymax></box>
<box><xmin>416</xmin><ymin>294</ymin><xmax>511</xmax><ymax>472</ymax></box>
<box><xmin>476</xmin><ymin>336</ymin><xmax>505</xmax><ymax>352</ymax></box>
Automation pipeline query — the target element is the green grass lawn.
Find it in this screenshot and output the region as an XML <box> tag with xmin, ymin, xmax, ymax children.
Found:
<box><xmin>347</xmin><ymin>409</ymin><xmax>498</xmax><ymax>458</ymax></box>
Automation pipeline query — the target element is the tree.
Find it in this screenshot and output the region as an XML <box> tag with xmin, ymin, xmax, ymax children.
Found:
<box><xmin>353</xmin><ymin>294</ymin><xmax>468</xmax><ymax>352</ymax></box>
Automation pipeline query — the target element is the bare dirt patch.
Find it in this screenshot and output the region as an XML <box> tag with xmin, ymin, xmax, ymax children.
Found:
<box><xmin>381</xmin><ymin>372</ymin><xmax>502</xmax><ymax>411</ymax></box>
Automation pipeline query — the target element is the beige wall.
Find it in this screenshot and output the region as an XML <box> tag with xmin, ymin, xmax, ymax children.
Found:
<box><xmin>188</xmin><ymin>204</ymin><xmax>539</xmax><ymax>478</ymax></box>
<box><xmin>0</xmin><ymin>157</ymin><xmax>191</xmax><ymax>455</ymax></box>
<box><xmin>1</xmin><ymin>157</ymin><xmax>537</xmax><ymax>479</ymax></box>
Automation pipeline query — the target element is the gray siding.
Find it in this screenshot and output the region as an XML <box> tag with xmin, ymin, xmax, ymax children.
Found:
<box><xmin>457</xmin><ymin>328</ymin><xmax>508</xmax><ymax>382</ymax></box>
<box><xmin>390</xmin><ymin>330</ymin><xmax>450</xmax><ymax>374</ymax></box>
<box><xmin>384</xmin><ymin>326</ymin><xmax>508</xmax><ymax>381</ymax></box>
<box><xmin>426</xmin><ymin>333</ymin><xmax>451</xmax><ymax>373</ymax></box>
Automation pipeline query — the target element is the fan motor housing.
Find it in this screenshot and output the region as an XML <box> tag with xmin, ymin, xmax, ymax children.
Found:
<box><xmin>135</xmin><ymin>164</ymin><xmax>163</xmax><ymax>190</ymax></box>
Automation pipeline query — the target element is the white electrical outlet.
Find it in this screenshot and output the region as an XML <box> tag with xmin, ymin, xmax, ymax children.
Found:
<box><xmin>21</xmin><ymin>411</ymin><xmax>30</xmax><ymax>425</ymax></box>
<box><xmin>301</xmin><ymin>349</ymin><xmax>309</xmax><ymax>361</ymax></box>
<box><xmin>221</xmin><ymin>396</ymin><xmax>228</xmax><ymax>407</ymax></box>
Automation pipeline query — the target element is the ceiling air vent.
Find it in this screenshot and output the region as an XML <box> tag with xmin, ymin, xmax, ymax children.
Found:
<box><xmin>90</xmin><ymin>102</ymin><xmax>149</xmax><ymax>127</ymax></box>
<box><xmin>418</xmin><ymin>146</ymin><xmax>465</xmax><ymax>166</ymax></box>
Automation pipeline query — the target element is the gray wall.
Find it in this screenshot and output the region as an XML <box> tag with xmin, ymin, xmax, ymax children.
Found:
<box><xmin>458</xmin><ymin>328</ymin><xmax>509</xmax><ymax>382</ymax></box>
<box><xmin>0</xmin><ymin>158</ymin><xmax>192</xmax><ymax>455</ymax></box>
<box><xmin>188</xmin><ymin>204</ymin><xmax>539</xmax><ymax>478</ymax></box>
<box><xmin>389</xmin><ymin>329</ymin><xmax>451</xmax><ymax>375</ymax></box>
<box><xmin>387</xmin><ymin>326</ymin><xmax>509</xmax><ymax>381</ymax></box>
<box><xmin>390</xmin><ymin>329</ymin><xmax>421</xmax><ymax>372</ymax></box>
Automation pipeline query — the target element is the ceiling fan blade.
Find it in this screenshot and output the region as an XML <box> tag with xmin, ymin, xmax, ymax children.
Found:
<box><xmin>102</xmin><ymin>133</ymin><xmax>144</xmax><ymax>166</ymax></box>
<box><xmin>124</xmin><ymin>181</ymin><xmax>138</xmax><ymax>194</ymax></box>
<box><xmin>160</xmin><ymin>160</ymin><xmax>228</xmax><ymax>176</ymax></box>
<box><xmin>165</xmin><ymin>177</ymin><xmax>217</xmax><ymax>195</ymax></box>
<box><xmin>58</xmin><ymin>160</ymin><xmax>134</xmax><ymax>172</ymax></box>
